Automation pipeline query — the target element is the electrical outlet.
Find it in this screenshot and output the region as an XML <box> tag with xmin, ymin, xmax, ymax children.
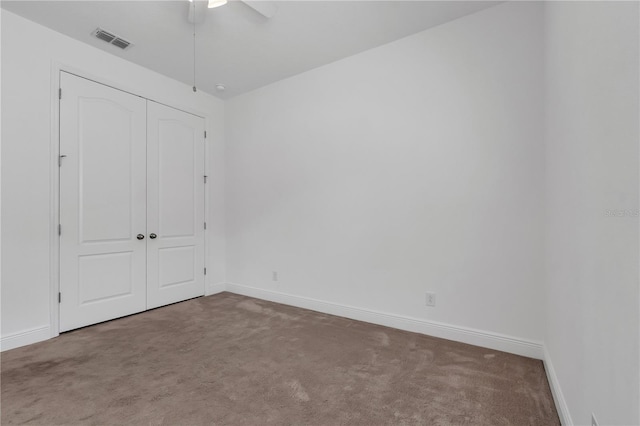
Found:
<box><xmin>591</xmin><ymin>413</ymin><xmax>599</xmax><ymax>426</ymax></box>
<box><xmin>425</xmin><ymin>292</ymin><xmax>436</xmax><ymax>307</ymax></box>
<box><xmin>272</xmin><ymin>271</ymin><xmax>278</xmax><ymax>281</ymax></box>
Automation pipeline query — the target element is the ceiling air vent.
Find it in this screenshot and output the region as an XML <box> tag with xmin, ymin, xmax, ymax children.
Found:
<box><xmin>111</xmin><ymin>38</ymin><xmax>131</xmax><ymax>50</ymax></box>
<box><xmin>91</xmin><ymin>28</ymin><xmax>132</xmax><ymax>50</ymax></box>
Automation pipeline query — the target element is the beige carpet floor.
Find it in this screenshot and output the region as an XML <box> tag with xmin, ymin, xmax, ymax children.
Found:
<box><xmin>2</xmin><ymin>293</ymin><xmax>559</xmax><ymax>425</ymax></box>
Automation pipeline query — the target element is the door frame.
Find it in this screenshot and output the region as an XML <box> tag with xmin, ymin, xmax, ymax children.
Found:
<box><xmin>49</xmin><ymin>63</ymin><xmax>210</xmax><ymax>337</ymax></box>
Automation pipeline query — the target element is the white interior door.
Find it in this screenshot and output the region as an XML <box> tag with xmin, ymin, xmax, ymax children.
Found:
<box><xmin>146</xmin><ymin>101</ymin><xmax>206</xmax><ymax>309</ymax></box>
<box><xmin>59</xmin><ymin>72</ymin><xmax>147</xmax><ymax>332</ymax></box>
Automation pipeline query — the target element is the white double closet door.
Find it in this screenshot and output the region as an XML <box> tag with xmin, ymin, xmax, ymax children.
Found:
<box><xmin>59</xmin><ymin>72</ymin><xmax>205</xmax><ymax>332</ymax></box>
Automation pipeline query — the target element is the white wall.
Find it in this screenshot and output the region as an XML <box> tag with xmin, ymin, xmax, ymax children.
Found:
<box><xmin>544</xmin><ymin>2</ymin><xmax>639</xmax><ymax>425</ymax></box>
<box><xmin>0</xmin><ymin>11</ymin><xmax>225</xmax><ymax>348</ymax></box>
<box><xmin>0</xmin><ymin>6</ymin><xmax>3</xmax><ymax>346</ymax></box>
<box><xmin>225</xmin><ymin>2</ymin><xmax>545</xmax><ymax>345</ymax></box>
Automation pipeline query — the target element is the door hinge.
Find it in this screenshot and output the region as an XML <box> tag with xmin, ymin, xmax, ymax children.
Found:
<box><xmin>204</xmin><ymin>175</ymin><xmax>208</xmax><ymax>184</ymax></box>
<box><xmin>58</xmin><ymin>224</ymin><xmax>62</xmax><ymax>236</ymax></box>
<box><xmin>204</xmin><ymin>268</ymin><xmax>207</xmax><ymax>275</ymax></box>
<box><xmin>59</xmin><ymin>88</ymin><xmax>62</xmax><ymax>100</ymax></box>
<box><xmin>58</xmin><ymin>292</ymin><xmax>62</xmax><ymax>303</ymax></box>
<box><xmin>59</xmin><ymin>154</ymin><xmax>67</xmax><ymax>167</ymax></box>
<box><xmin>204</xmin><ymin>131</ymin><xmax>207</xmax><ymax>138</ymax></box>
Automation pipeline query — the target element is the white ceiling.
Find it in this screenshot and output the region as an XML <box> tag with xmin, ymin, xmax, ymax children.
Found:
<box><xmin>2</xmin><ymin>0</ymin><xmax>500</xmax><ymax>99</ymax></box>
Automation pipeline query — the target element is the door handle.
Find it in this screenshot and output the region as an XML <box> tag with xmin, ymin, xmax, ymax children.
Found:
<box><xmin>137</xmin><ymin>234</ymin><xmax>145</xmax><ymax>240</ymax></box>
<box><xmin>149</xmin><ymin>233</ymin><xmax>157</xmax><ymax>239</ymax></box>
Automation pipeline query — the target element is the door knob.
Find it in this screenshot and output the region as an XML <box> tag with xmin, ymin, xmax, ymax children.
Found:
<box><xmin>137</xmin><ymin>234</ymin><xmax>145</xmax><ymax>240</ymax></box>
<box><xmin>149</xmin><ymin>233</ymin><xmax>157</xmax><ymax>239</ymax></box>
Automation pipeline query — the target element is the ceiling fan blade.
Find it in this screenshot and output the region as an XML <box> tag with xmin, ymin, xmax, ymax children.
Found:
<box><xmin>239</xmin><ymin>0</ymin><xmax>278</xmax><ymax>18</ymax></box>
<box><xmin>186</xmin><ymin>0</ymin><xmax>278</xmax><ymax>23</ymax></box>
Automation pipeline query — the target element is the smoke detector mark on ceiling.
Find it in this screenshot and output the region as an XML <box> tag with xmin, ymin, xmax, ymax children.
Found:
<box><xmin>92</xmin><ymin>28</ymin><xmax>132</xmax><ymax>50</ymax></box>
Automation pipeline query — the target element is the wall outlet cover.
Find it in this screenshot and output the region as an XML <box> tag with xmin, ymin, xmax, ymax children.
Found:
<box><xmin>425</xmin><ymin>292</ymin><xmax>436</xmax><ymax>307</ymax></box>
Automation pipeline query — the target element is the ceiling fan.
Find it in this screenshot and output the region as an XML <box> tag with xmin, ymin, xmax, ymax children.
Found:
<box><xmin>186</xmin><ymin>0</ymin><xmax>277</xmax><ymax>93</ymax></box>
<box><xmin>187</xmin><ymin>0</ymin><xmax>278</xmax><ymax>23</ymax></box>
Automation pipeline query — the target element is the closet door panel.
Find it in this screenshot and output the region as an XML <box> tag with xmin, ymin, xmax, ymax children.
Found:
<box><xmin>158</xmin><ymin>121</ymin><xmax>196</xmax><ymax>237</ymax></box>
<box><xmin>59</xmin><ymin>72</ymin><xmax>147</xmax><ymax>332</ymax></box>
<box><xmin>146</xmin><ymin>101</ymin><xmax>205</xmax><ymax>309</ymax></box>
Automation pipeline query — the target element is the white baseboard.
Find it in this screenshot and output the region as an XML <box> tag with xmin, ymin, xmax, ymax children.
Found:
<box><xmin>543</xmin><ymin>345</ymin><xmax>573</xmax><ymax>425</ymax></box>
<box><xmin>1</xmin><ymin>326</ymin><xmax>51</xmax><ymax>352</ymax></box>
<box><xmin>225</xmin><ymin>283</ymin><xmax>544</xmax><ymax>360</ymax></box>
<box><xmin>206</xmin><ymin>282</ymin><xmax>227</xmax><ymax>296</ymax></box>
